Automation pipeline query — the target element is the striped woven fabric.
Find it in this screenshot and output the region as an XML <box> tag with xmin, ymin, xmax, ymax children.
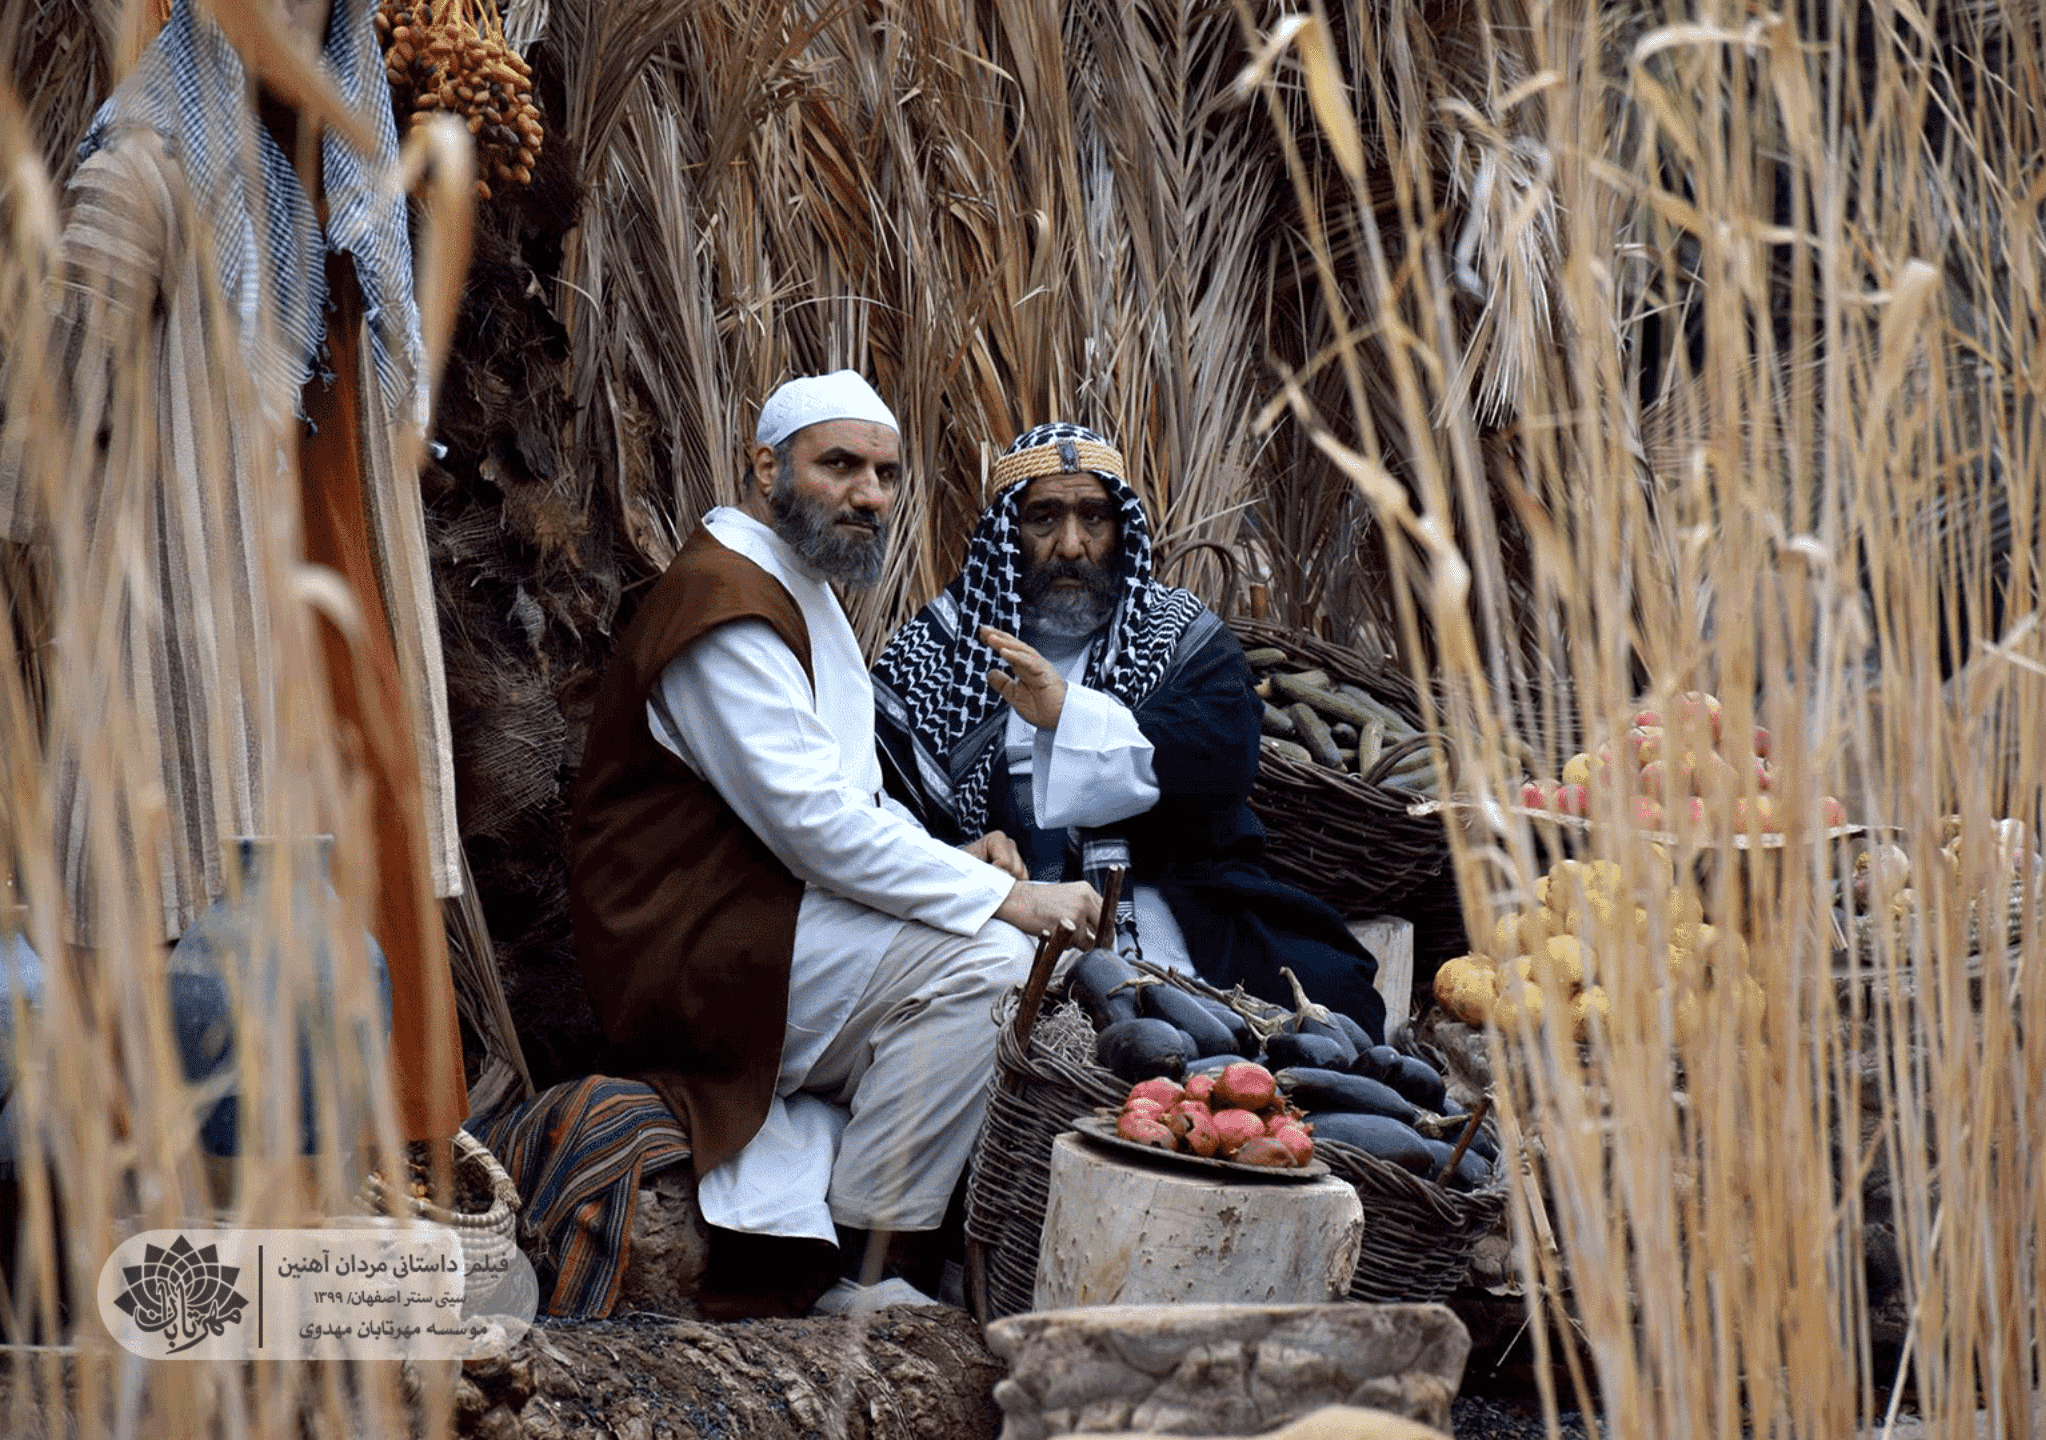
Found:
<box><xmin>465</xmin><ymin>1075</ymin><xmax>691</xmax><ymax>1319</ymax></box>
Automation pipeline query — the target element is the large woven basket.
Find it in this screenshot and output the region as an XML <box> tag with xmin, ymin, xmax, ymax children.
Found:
<box><xmin>963</xmin><ymin>991</ymin><xmax>1126</xmax><ymax>1323</ymax></box>
<box><xmin>965</xmin><ymin>967</ymin><xmax>1504</xmax><ymax>1315</ymax></box>
<box><xmin>1229</xmin><ymin>617</ymin><xmax>1468</xmax><ymax>967</ymax></box>
<box><xmin>358</xmin><ymin>1126</ymin><xmax>521</xmax><ymax>1275</ymax></box>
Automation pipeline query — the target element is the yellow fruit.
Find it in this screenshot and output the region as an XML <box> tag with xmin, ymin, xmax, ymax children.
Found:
<box><xmin>1582</xmin><ymin>859</ymin><xmax>1623</xmax><ymax>896</ymax></box>
<box><xmin>1517</xmin><ymin>910</ymin><xmax>1556</xmax><ymax>954</ymax></box>
<box><xmin>1496</xmin><ymin>982</ymin><xmax>1546</xmax><ymax>1033</ymax></box>
<box><xmin>1491</xmin><ymin>913</ymin><xmax>1522</xmax><ymax>957</ymax></box>
<box><xmin>1542</xmin><ymin>934</ymin><xmax>1587</xmax><ymax>989</ymax></box>
<box><xmin>1664</xmin><ymin>887</ymin><xmax>1704</xmax><ymax>927</ymax></box>
<box><xmin>1562</xmin><ymin>752</ymin><xmax>1593</xmax><ymax>788</ymax></box>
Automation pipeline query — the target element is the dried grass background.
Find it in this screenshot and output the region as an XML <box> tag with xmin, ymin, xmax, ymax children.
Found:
<box><xmin>5</xmin><ymin>0</ymin><xmax>2045</xmax><ymax>1433</ymax></box>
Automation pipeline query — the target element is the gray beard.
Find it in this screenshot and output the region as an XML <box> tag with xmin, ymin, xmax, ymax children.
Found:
<box><xmin>769</xmin><ymin>480</ymin><xmax>888</xmax><ymax>587</ymax></box>
<box><xmin>1020</xmin><ymin>590</ymin><xmax>1113</xmax><ymax>641</ymax></box>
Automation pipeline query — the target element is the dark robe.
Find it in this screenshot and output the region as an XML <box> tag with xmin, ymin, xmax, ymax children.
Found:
<box><xmin>568</xmin><ymin>528</ymin><xmax>812</xmax><ymax>1177</ymax></box>
<box><xmin>885</xmin><ymin>611</ymin><xmax>1388</xmax><ymax>1041</ymax></box>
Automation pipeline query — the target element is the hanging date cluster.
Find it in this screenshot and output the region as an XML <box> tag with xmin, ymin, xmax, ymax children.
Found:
<box><xmin>376</xmin><ymin>0</ymin><xmax>541</xmax><ymax>200</ymax></box>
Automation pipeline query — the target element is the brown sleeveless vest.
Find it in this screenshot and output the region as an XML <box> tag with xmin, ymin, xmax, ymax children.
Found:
<box><xmin>568</xmin><ymin>526</ymin><xmax>812</xmax><ymax>1177</ymax></box>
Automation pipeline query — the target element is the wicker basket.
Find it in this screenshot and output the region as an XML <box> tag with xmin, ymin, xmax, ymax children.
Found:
<box><xmin>358</xmin><ymin>1127</ymin><xmax>521</xmax><ymax>1275</ymax></box>
<box><xmin>966</xmin><ymin>966</ymin><xmax>1504</xmax><ymax>1314</ymax></box>
<box><xmin>963</xmin><ymin>992</ymin><xmax>1127</xmax><ymax>1323</ymax></box>
<box><xmin>1230</xmin><ymin>616</ymin><xmax>1468</xmax><ymax>966</ymax></box>
<box><xmin>1315</xmin><ymin>1134</ymin><xmax>1507</xmax><ymax>1303</ymax></box>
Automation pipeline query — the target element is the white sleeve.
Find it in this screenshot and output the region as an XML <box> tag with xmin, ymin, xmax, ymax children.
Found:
<box><xmin>646</xmin><ymin>619</ymin><xmax>1014</xmax><ymax>934</ymax></box>
<box><xmin>1033</xmin><ymin>682</ymin><xmax>1162</xmax><ymax>829</ymax></box>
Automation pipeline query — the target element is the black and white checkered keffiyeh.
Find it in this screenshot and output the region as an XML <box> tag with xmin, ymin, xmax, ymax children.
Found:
<box><xmin>874</xmin><ymin>423</ymin><xmax>1207</xmax><ymax>952</ymax></box>
<box><xmin>79</xmin><ymin>0</ymin><xmax>427</xmax><ymax>428</ymax></box>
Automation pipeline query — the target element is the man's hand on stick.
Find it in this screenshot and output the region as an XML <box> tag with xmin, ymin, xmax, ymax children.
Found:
<box><xmin>995</xmin><ymin>880</ymin><xmax>1102</xmax><ymax>943</ymax></box>
<box><xmin>981</xmin><ymin>626</ymin><xmax>1066</xmax><ymax>730</ymax></box>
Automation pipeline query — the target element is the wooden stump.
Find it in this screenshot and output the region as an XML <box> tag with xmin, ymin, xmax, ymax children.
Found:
<box><xmin>1033</xmin><ymin>1133</ymin><xmax>1363</xmax><ymax>1309</ymax></box>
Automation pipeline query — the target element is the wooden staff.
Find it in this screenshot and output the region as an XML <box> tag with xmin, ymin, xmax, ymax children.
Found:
<box><xmin>1432</xmin><ymin>1093</ymin><xmax>1493</xmax><ymax>1186</ymax></box>
<box><xmin>1010</xmin><ymin>919</ymin><xmax>1077</xmax><ymax>1051</ymax></box>
<box><xmin>1093</xmin><ymin>865</ymin><xmax>1125</xmax><ymax>950</ymax></box>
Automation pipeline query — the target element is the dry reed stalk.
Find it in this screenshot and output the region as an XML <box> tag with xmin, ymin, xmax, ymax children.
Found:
<box><xmin>555</xmin><ymin>0</ymin><xmax>1288</xmax><ymax>646</ymax></box>
<box><xmin>0</xmin><ymin>0</ymin><xmax>475</xmax><ymax>1425</ymax></box>
<box><xmin>1250</xmin><ymin>0</ymin><xmax>2046</xmax><ymax>1435</ymax></box>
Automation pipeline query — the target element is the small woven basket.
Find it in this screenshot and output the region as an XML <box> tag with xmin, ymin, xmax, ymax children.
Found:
<box><xmin>1229</xmin><ymin>617</ymin><xmax>1468</xmax><ymax>966</ymax></box>
<box><xmin>358</xmin><ymin>1127</ymin><xmax>521</xmax><ymax>1275</ymax></box>
<box><xmin>963</xmin><ymin>992</ymin><xmax>1126</xmax><ymax>1323</ymax></box>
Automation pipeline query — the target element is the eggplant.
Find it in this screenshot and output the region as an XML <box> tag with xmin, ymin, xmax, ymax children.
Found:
<box><xmin>1326</xmin><ymin>1008</ymin><xmax>1377</xmax><ymax>1054</ymax></box>
<box><xmin>1305</xmin><ymin>1112</ymin><xmax>1436</xmax><ymax>1174</ymax></box>
<box><xmin>1384</xmin><ymin>1054</ymin><xmax>1449</xmax><ymax>1113</ymax></box>
<box><xmin>1186</xmin><ymin>1052</ymin><xmax>1254</xmax><ymax>1078</ymax></box>
<box><xmin>1263</xmin><ymin>1030</ymin><xmax>1353</xmax><ymax>1072</ymax></box>
<box><xmin>1351</xmin><ymin>1044</ymin><xmax>1401</xmax><ymax>1082</ymax></box>
<box><xmin>1138</xmin><ymin>984</ymin><xmax>1239</xmax><ymax>1058</ymax></box>
<box><xmin>1196</xmin><ymin>996</ymin><xmax>1256</xmax><ymax>1056</ymax></box>
<box><xmin>1094</xmin><ymin>1017</ymin><xmax>1194</xmax><ymax>1083</ymax></box>
<box><xmin>1275</xmin><ymin>1067</ymin><xmax>1419</xmax><ymax>1125</ymax></box>
<box><xmin>1284</xmin><ymin>1015</ymin><xmax>1358</xmax><ymax>1066</ymax></box>
<box><xmin>1070</xmin><ymin>948</ymin><xmax>1141</xmax><ymax>1029</ymax></box>
<box><xmin>1422</xmin><ymin>1138</ymin><xmax>1494</xmax><ymax>1192</ymax></box>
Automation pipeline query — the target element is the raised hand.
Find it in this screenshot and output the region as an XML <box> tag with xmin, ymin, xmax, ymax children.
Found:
<box><xmin>982</xmin><ymin>626</ymin><xmax>1066</xmax><ymax>730</ymax></box>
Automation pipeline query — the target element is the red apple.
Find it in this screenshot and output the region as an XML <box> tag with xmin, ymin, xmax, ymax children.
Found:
<box><xmin>1635</xmin><ymin>707</ymin><xmax>1664</xmax><ymax>729</ymax></box>
<box><xmin>1754</xmin><ymin>757</ymin><xmax>1774</xmax><ymax>792</ymax></box>
<box><xmin>1553</xmin><ymin>783</ymin><xmax>1589</xmax><ymax>818</ymax></box>
<box><xmin>1624</xmin><ymin>726</ymin><xmax>1662</xmax><ymax>766</ymax></box>
<box><xmin>1751</xmin><ymin>725</ymin><xmax>1772</xmax><ymax>759</ymax></box>
<box><xmin>1820</xmin><ymin>795</ymin><xmax>1847</xmax><ymax>829</ymax></box>
<box><xmin>1632</xmin><ymin>795</ymin><xmax>1666</xmax><ymax>830</ymax></box>
<box><xmin>1522</xmin><ymin>779</ymin><xmax>1558</xmax><ymax>810</ymax></box>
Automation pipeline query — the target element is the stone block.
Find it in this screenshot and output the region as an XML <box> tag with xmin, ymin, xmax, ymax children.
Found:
<box><xmin>987</xmin><ymin>1302</ymin><xmax>1468</xmax><ymax>1440</ymax></box>
<box><xmin>1053</xmin><ymin>1404</ymin><xmax>1450</xmax><ymax>1439</ymax></box>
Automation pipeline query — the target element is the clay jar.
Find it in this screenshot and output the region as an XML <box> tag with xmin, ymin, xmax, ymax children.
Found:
<box><xmin>165</xmin><ymin>837</ymin><xmax>391</xmax><ymax>1157</ymax></box>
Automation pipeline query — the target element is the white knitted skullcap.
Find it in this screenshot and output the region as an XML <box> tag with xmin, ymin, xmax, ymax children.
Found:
<box><xmin>754</xmin><ymin>370</ymin><xmax>899</xmax><ymax>449</ymax></box>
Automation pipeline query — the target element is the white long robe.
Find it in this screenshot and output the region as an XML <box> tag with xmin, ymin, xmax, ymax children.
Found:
<box><xmin>1004</xmin><ymin>634</ymin><xmax>1193</xmax><ymax>973</ymax></box>
<box><xmin>645</xmin><ymin>508</ymin><xmax>1013</xmax><ymax>1239</ymax></box>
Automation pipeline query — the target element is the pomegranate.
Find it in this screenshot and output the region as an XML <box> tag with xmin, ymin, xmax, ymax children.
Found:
<box><xmin>1270</xmin><ymin>1123</ymin><xmax>1315</xmax><ymax>1166</ymax></box>
<box><xmin>1127</xmin><ymin>1077</ymin><xmax>1184</xmax><ymax>1110</ymax></box>
<box><xmin>1212</xmin><ymin>1062</ymin><xmax>1278</xmax><ymax>1111</ymax></box>
<box><xmin>1209</xmin><ymin>1107</ymin><xmax>1267</xmax><ymax>1157</ymax></box>
<box><xmin>1183</xmin><ymin>1073</ymin><xmax>1215</xmax><ymax>1105</ymax></box>
<box><xmin>1234</xmin><ymin>1136</ymin><xmax>1297</xmax><ymax>1167</ymax></box>
<box><xmin>1123</xmin><ymin>1097</ymin><xmax>1165</xmax><ymax>1119</ymax></box>
<box><xmin>1117</xmin><ymin>1112</ymin><xmax>1177</xmax><ymax>1148</ymax></box>
<box><xmin>1183</xmin><ymin>1112</ymin><xmax>1221</xmax><ymax>1157</ymax></box>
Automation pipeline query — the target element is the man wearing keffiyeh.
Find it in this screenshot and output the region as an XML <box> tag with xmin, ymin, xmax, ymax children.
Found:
<box><xmin>873</xmin><ymin>423</ymin><xmax>1389</xmax><ymax>1040</ymax></box>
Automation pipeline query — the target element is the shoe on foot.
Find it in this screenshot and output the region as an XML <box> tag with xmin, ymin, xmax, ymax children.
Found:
<box><xmin>808</xmin><ymin>1275</ymin><xmax>939</xmax><ymax>1316</ymax></box>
